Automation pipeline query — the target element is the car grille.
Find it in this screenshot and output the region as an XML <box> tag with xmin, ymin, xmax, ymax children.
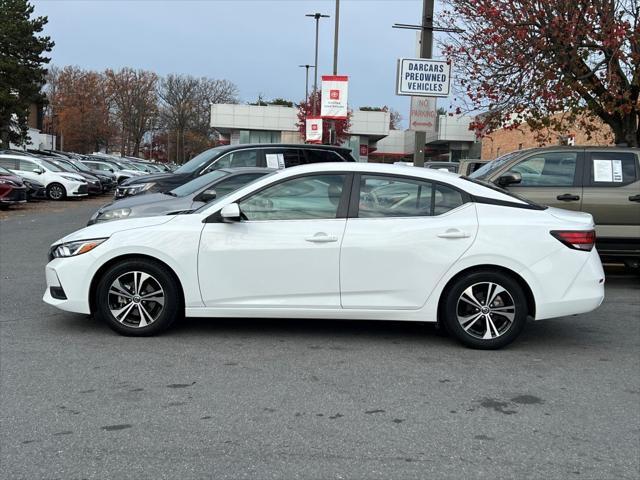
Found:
<box><xmin>77</xmin><ymin>184</ymin><xmax>88</xmax><ymax>194</ymax></box>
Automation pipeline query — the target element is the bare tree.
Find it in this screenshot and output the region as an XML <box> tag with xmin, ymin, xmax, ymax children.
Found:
<box><xmin>159</xmin><ymin>75</ymin><xmax>239</xmax><ymax>163</ymax></box>
<box><xmin>105</xmin><ymin>68</ymin><xmax>158</xmax><ymax>156</ymax></box>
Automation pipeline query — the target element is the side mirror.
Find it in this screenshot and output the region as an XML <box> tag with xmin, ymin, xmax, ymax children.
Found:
<box><xmin>33</xmin><ymin>168</ymin><xmax>44</xmax><ymax>174</ymax></box>
<box><xmin>496</xmin><ymin>171</ymin><xmax>522</xmax><ymax>187</ymax></box>
<box><xmin>198</xmin><ymin>188</ymin><xmax>217</xmax><ymax>203</ymax></box>
<box><xmin>108</xmin><ymin>168</ymin><xmax>114</xmax><ymax>173</ymax></box>
<box><xmin>220</xmin><ymin>203</ymin><xmax>241</xmax><ymax>222</ymax></box>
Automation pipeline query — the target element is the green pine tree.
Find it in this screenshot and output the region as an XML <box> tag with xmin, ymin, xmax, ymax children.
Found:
<box><xmin>0</xmin><ymin>0</ymin><xmax>54</xmax><ymax>148</ymax></box>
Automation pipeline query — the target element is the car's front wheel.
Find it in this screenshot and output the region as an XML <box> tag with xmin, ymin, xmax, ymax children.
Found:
<box><xmin>95</xmin><ymin>259</ymin><xmax>182</xmax><ymax>336</ymax></box>
<box><xmin>443</xmin><ymin>270</ymin><xmax>528</xmax><ymax>349</ymax></box>
<box><xmin>47</xmin><ymin>183</ymin><xmax>66</xmax><ymax>201</ymax></box>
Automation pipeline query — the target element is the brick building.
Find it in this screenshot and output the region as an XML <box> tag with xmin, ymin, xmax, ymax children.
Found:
<box><xmin>480</xmin><ymin>114</ymin><xmax>614</xmax><ymax>159</ymax></box>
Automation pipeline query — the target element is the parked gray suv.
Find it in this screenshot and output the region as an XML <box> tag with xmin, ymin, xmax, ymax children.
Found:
<box><xmin>470</xmin><ymin>146</ymin><xmax>640</xmax><ymax>268</ymax></box>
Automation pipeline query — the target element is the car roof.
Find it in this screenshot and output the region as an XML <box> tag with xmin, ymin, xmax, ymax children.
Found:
<box><xmin>213</xmin><ymin>143</ymin><xmax>353</xmax><ymax>153</ymax></box>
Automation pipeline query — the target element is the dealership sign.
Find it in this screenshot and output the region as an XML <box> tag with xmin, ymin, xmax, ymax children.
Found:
<box><xmin>396</xmin><ymin>58</ymin><xmax>451</xmax><ymax>97</ymax></box>
<box><xmin>320</xmin><ymin>75</ymin><xmax>349</xmax><ymax>119</ymax></box>
<box><xmin>305</xmin><ymin>116</ymin><xmax>323</xmax><ymax>143</ymax></box>
<box><xmin>409</xmin><ymin>96</ymin><xmax>437</xmax><ymax>133</ymax></box>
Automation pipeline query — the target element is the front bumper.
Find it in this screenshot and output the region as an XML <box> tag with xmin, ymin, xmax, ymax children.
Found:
<box><xmin>68</xmin><ymin>182</ymin><xmax>89</xmax><ymax>197</ymax></box>
<box><xmin>43</xmin><ymin>256</ymin><xmax>94</xmax><ymax>314</ymax></box>
<box><xmin>0</xmin><ymin>186</ymin><xmax>28</xmax><ymax>204</ymax></box>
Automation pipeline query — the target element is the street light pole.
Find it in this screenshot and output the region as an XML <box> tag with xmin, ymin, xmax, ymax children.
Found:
<box><xmin>298</xmin><ymin>64</ymin><xmax>315</xmax><ymax>103</ymax></box>
<box><xmin>306</xmin><ymin>12</ymin><xmax>329</xmax><ymax>115</ymax></box>
<box><xmin>329</xmin><ymin>0</ymin><xmax>340</xmax><ymax>145</ymax></box>
<box><xmin>414</xmin><ymin>0</ymin><xmax>434</xmax><ymax>167</ymax></box>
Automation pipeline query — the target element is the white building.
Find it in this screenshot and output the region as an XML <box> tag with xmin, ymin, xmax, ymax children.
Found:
<box><xmin>210</xmin><ymin>103</ymin><xmax>479</xmax><ymax>163</ymax></box>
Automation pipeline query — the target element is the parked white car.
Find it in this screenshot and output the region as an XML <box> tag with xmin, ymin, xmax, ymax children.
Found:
<box><xmin>43</xmin><ymin>163</ymin><xmax>605</xmax><ymax>349</ymax></box>
<box><xmin>0</xmin><ymin>154</ymin><xmax>88</xmax><ymax>200</ymax></box>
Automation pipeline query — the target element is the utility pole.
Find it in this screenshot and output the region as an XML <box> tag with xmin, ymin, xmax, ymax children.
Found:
<box><xmin>298</xmin><ymin>64</ymin><xmax>315</xmax><ymax>103</ymax></box>
<box><xmin>329</xmin><ymin>0</ymin><xmax>340</xmax><ymax>145</ymax></box>
<box><xmin>306</xmin><ymin>12</ymin><xmax>329</xmax><ymax>115</ymax></box>
<box><xmin>414</xmin><ymin>0</ymin><xmax>434</xmax><ymax>167</ymax></box>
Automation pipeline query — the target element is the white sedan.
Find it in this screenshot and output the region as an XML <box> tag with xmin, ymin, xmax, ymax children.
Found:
<box><xmin>43</xmin><ymin>163</ymin><xmax>605</xmax><ymax>349</ymax></box>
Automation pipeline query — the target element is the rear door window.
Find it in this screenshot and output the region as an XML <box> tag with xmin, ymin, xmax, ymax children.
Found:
<box><xmin>304</xmin><ymin>149</ymin><xmax>343</xmax><ymax>164</ymax></box>
<box><xmin>18</xmin><ymin>159</ymin><xmax>38</xmax><ymax>171</ymax></box>
<box><xmin>263</xmin><ymin>149</ymin><xmax>303</xmax><ymax>168</ymax></box>
<box><xmin>585</xmin><ymin>151</ymin><xmax>638</xmax><ymax>186</ymax></box>
<box><xmin>206</xmin><ymin>150</ymin><xmax>259</xmax><ymax>171</ymax></box>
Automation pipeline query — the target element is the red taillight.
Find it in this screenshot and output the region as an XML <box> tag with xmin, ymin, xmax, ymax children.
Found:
<box><xmin>551</xmin><ymin>230</ymin><xmax>596</xmax><ymax>251</ymax></box>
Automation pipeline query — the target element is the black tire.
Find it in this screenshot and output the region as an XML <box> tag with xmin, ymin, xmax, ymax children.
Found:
<box><xmin>442</xmin><ymin>270</ymin><xmax>528</xmax><ymax>349</ymax></box>
<box><xmin>95</xmin><ymin>259</ymin><xmax>182</xmax><ymax>336</ymax></box>
<box><xmin>47</xmin><ymin>183</ymin><xmax>66</xmax><ymax>201</ymax></box>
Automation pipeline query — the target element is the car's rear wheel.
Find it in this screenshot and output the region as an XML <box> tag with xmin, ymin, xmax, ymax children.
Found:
<box><xmin>443</xmin><ymin>270</ymin><xmax>528</xmax><ymax>349</ymax></box>
<box><xmin>47</xmin><ymin>183</ymin><xmax>66</xmax><ymax>201</ymax></box>
<box><xmin>95</xmin><ymin>259</ymin><xmax>181</xmax><ymax>336</ymax></box>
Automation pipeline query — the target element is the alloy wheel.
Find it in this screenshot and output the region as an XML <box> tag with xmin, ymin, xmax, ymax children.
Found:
<box><xmin>107</xmin><ymin>271</ymin><xmax>165</xmax><ymax>328</ymax></box>
<box><xmin>456</xmin><ymin>282</ymin><xmax>516</xmax><ymax>340</ymax></box>
<box><xmin>49</xmin><ymin>185</ymin><xmax>64</xmax><ymax>200</ymax></box>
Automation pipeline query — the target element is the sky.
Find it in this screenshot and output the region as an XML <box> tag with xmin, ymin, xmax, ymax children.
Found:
<box><xmin>32</xmin><ymin>0</ymin><xmax>450</xmax><ymax>128</ymax></box>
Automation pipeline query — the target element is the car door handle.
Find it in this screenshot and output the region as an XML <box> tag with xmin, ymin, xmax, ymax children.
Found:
<box><xmin>557</xmin><ymin>194</ymin><xmax>580</xmax><ymax>201</ymax></box>
<box><xmin>629</xmin><ymin>195</ymin><xmax>640</xmax><ymax>202</ymax></box>
<box><xmin>305</xmin><ymin>233</ymin><xmax>338</xmax><ymax>243</ymax></box>
<box><xmin>437</xmin><ymin>229</ymin><xmax>470</xmax><ymax>239</ymax></box>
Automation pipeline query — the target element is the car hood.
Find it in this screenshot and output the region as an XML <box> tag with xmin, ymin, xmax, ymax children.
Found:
<box><xmin>547</xmin><ymin>207</ymin><xmax>594</xmax><ymax>228</ymax></box>
<box><xmin>53</xmin><ymin>215</ymin><xmax>176</xmax><ymax>245</ymax></box>
<box><xmin>101</xmin><ymin>192</ymin><xmax>173</xmax><ymax>210</ymax></box>
<box><xmin>121</xmin><ymin>172</ymin><xmax>177</xmax><ymax>186</ymax></box>
<box><xmin>0</xmin><ymin>173</ymin><xmax>24</xmax><ymax>185</ymax></box>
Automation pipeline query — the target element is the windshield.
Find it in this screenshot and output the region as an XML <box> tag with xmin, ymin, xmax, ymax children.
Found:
<box><xmin>41</xmin><ymin>159</ymin><xmax>65</xmax><ymax>172</ymax></box>
<box><xmin>170</xmin><ymin>170</ymin><xmax>229</xmax><ymax>197</ymax></box>
<box><xmin>468</xmin><ymin>151</ymin><xmax>523</xmax><ymax>179</ymax></box>
<box><xmin>49</xmin><ymin>160</ymin><xmax>77</xmax><ymax>173</ymax></box>
<box><xmin>174</xmin><ymin>147</ymin><xmax>225</xmax><ymax>174</ymax></box>
<box><xmin>463</xmin><ymin>176</ymin><xmax>547</xmax><ymax>209</ymax></box>
<box><xmin>69</xmin><ymin>159</ymin><xmax>92</xmax><ymax>172</ymax></box>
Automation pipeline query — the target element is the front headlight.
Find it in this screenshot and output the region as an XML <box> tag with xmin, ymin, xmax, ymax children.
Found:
<box><xmin>126</xmin><ymin>183</ymin><xmax>155</xmax><ymax>194</ymax></box>
<box><xmin>51</xmin><ymin>238</ymin><xmax>107</xmax><ymax>258</ymax></box>
<box><xmin>98</xmin><ymin>208</ymin><xmax>131</xmax><ymax>221</ymax></box>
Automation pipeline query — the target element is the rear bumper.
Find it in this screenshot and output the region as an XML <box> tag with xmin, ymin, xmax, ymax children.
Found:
<box><xmin>596</xmin><ymin>237</ymin><xmax>640</xmax><ymax>262</ymax></box>
<box><xmin>534</xmin><ymin>248</ymin><xmax>605</xmax><ymax>320</ymax></box>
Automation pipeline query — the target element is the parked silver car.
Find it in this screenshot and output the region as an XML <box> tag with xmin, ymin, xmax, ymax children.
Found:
<box><xmin>88</xmin><ymin>167</ymin><xmax>273</xmax><ymax>225</ymax></box>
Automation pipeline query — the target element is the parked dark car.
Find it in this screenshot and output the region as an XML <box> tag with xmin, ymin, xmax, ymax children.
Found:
<box><xmin>115</xmin><ymin>144</ymin><xmax>356</xmax><ymax>199</ymax></box>
<box><xmin>89</xmin><ymin>167</ymin><xmax>274</xmax><ymax>224</ymax></box>
<box><xmin>45</xmin><ymin>158</ymin><xmax>103</xmax><ymax>195</ymax></box>
<box><xmin>22</xmin><ymin>177</ymin><xmax>47</xmax><ymax>200</ymax></box>
<box><xmin>0</xmin><ymin>166</ymin><xmax>27</xmax><ymax>207</ymax></box>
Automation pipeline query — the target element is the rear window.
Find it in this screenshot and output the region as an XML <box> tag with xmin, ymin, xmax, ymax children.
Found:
<box><xmin>462</xmin><ymin>177</ymin><xmax>547</xmax><ymax>210</ymax></box>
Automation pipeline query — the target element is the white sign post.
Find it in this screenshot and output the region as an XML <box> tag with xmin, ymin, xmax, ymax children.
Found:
<box><xmin>320</xmin><ymin>75</ymin><xmax>349</xmax><ymax>119</ymax></box>
<box><xmin>409</xmin><ymin>96</ymin><xmax>437</xmax><ymax>134</ymax></box>
<box><xmin>396</xmin><ymin>58</ymin><xmax>451</xmax><ymax>97</ymax></box>
<box><xmin>305</xmin><ymin>116</ymin><xmax>323</xmax><ymax>144</ymax></box>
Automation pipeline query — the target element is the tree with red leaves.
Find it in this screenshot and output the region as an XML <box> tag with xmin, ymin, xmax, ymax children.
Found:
<box><xmin>442</xmin><ymin>0</ymin><xmax>640</xmax><ymax>146</ymax></box>
<box><xmin>296</xmin><ymin>91</ymin><xmax>352</xmax><ymax>145</ymax></box>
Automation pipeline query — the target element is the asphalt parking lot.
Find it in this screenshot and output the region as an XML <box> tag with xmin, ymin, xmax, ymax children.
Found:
<box><xmin>1</xmin><ymin>197</ymin><xmax>639</xmax><ymax>480</ymax></box>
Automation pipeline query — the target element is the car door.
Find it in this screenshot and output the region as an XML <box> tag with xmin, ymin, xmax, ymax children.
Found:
<box><xmin>198</xmin><ymin>172</ymin><xmax>350</xmax><ymax>308</ymax></box>
<box><xmin>502</xmin><ymin>150</ymin><xmax>583</xmax><ymax>210</ymax></box>
<box><xmin>581</xmin><ymin>150</ymin><xmax>640</xmax><ymax>241</ymax></box>
<box><xmin>12</xmin><ymin>158</ymin><xmax>41</xmax><ymax>183</ymax></box>
<box><xmin>340</xmin><ymin>173</ymin><xmax>478</xmax><ymax>309</ymax></box>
